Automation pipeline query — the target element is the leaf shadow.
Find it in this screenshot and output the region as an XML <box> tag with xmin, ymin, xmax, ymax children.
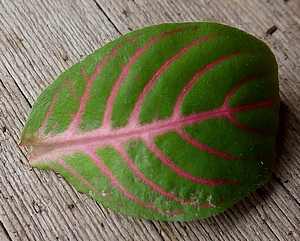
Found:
<box><xmin>273</xmin><ymin>100</ymin><xmax>299</xmax><ymax>173</ymax></box>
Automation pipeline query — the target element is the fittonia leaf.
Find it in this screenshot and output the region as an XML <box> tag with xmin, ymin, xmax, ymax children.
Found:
<box><xmin>20</xmin><ymin>22</ymin><xmax>279</xmax><ymax>221</ymax></box>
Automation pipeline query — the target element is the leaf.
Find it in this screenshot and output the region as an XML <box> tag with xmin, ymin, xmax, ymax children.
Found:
<box><xmin>20</xmin><ymin>22</ymin><xmax>279</xmax><ymax>221</ymax></box>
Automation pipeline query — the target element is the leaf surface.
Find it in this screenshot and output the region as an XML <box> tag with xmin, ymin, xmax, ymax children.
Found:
<box><xmin>20</xmin><ymin>22</ymin><xmax>279</xmax><ymax>221</ymax></box>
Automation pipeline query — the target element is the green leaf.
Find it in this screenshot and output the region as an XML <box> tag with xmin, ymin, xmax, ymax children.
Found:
<box><xmin>20</xmin><ymin>22</ymin><xmax>279</xmax><ymax>221</ymax></box>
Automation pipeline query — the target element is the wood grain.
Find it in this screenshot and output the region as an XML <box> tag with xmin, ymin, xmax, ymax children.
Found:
<box><xmin>0</xmin><ymin>0</ymin><xmax>299</xmax><ymax>240</ymax></box>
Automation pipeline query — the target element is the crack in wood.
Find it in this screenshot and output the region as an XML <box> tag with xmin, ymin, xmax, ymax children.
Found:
<box><xmin>92</xmin><ymin>0</ymin><xmax>123</xmax><ymax>36</ymax></box>
<box><xmin>2</xmin><ymin>66</ymin><xmax>32</xmax><ymax>109</ymax></box>
<box><xmin>0</xmin><ymin>221</ymin><xmax>13</xmax><ymax>241</ymax></box>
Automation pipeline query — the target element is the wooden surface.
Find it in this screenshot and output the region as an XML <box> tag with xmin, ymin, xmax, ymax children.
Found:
<box><xmin>0</xmin><ymin>0</ymin><xmax>299</xmax><ymax>240</ymax></box>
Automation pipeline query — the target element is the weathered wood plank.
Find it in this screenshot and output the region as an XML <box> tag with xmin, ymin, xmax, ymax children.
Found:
<box><xmin>0</xmin><ymin>0</ymin><xmax>299</xmax><ymax>240</ymax></box>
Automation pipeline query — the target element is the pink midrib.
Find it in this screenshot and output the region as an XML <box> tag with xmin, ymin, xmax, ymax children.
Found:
<box><xmin>30</xmin><ymin>105</ymin><xmax>235</xmax><ymax>158</ymax></box>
